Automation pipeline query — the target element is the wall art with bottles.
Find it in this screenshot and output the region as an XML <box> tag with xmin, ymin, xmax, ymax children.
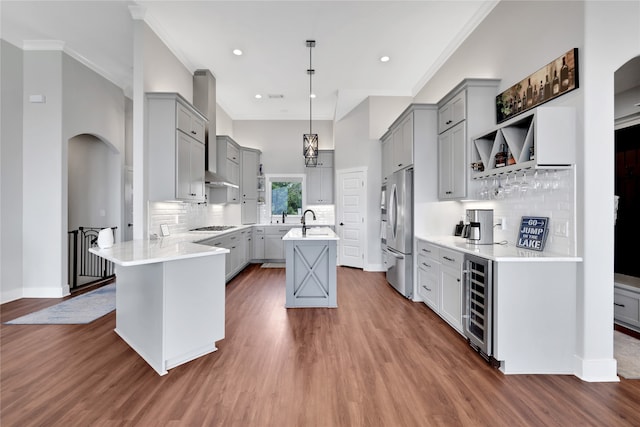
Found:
<box><xmin>495</xmin><ymin>48</ymin><xmax>578</xmax><ymax>123</ymax></box>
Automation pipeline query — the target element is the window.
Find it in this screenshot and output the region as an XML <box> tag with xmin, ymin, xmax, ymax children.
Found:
<box><xmin>266</xmin><ymin>174</ymin><xmax>305</xmax><ymax>217</ymax></box>
<box><xmin>271</xmin><ymin>181</ymin><xmax>302</xmax><ymax>215</ymax></box>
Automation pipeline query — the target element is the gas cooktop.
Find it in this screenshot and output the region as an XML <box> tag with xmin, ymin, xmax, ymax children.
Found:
<box><xmin>190</xmin><ymin>225</ymin><xmax>237</xmax><ymax>232</ymax></box>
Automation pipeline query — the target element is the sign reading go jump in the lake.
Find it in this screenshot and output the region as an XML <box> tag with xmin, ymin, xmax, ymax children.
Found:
<box><xmin>516</xmin><ymin>217</ymin><xmax>550</xmax><ymax>251</ymax></box>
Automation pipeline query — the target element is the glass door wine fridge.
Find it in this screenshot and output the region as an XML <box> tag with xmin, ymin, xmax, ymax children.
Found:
<box><xmin>463</xmin><ymin>253</ymin><xmax>493</xmax><ymax>359</ymax></box>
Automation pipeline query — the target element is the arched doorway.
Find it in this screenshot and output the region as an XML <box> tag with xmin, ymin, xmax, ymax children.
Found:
<box><xmin>67</xmin><ymin>133</ymin><xmax>120</xmax><ymax>290</ymax></box>
<box><xmin>613</xmin><ymin>56</ymin><xmax>640</xmax><ymax>339</ymax></box>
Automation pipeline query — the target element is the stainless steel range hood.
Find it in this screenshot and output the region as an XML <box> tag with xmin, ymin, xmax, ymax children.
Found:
<box><xmin>204</xmin><ymin>170</ymin><xmax>239</xmax><ymax>188</ymax></box>
<box><xmin>193</xmin><ymin>69</ymin><xmax>237</xmax><ymax>188</ymax></box>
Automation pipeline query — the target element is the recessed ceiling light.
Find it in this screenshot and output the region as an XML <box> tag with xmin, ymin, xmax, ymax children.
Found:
<box><xmin>380</xmin><ymin>56</ymin><xmax>390</xmax><ymax>63</ymax></box>
<box><xmin>233</xmin><ymin>49</ymin><xmax>243</xmax><ymax>56</ymax></box>
<box><xmin>310</xmin><ymin>93</ymin><xmax>316</xmax><ymax>99</ymax></box>
<box><xmin>255</xmin><ymin>94</ymin><xmax>262</xmax><ymax>99</ymax></box>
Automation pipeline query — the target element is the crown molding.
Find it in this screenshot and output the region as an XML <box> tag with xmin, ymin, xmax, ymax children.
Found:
<box><xmin>22</xmin><ymin>40</ymin><xmax>65</xmax><ymax>51</ymax></box>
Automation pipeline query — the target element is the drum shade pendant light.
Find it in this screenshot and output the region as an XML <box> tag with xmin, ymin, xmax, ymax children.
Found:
<box><xmin>303</xmin><ymin>40</ymin><xmax>318</xmax><ymax>167</ymax></box>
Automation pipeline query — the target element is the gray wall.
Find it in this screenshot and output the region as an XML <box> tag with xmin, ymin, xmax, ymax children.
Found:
<box><xmin>1</xmin><ymin>40</ymin><xmax>24</xmax><ymax>303</ymax></box>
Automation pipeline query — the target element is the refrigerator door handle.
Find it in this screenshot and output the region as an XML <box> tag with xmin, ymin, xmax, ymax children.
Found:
<box><xmin>386</xmin><ymin>247</ymin><xmax>404</xmax><ymax>259</ymax></box>
<box><xmin>389</xmin><ymin>183</ymin><xmax>398</xmax><ymax>240</ymax></box>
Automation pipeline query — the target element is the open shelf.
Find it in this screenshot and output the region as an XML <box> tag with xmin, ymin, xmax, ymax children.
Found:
<box><xmin>470</xmin><ymin>106</ymin><xmax>575</xmax><ymax>180</ymax></box>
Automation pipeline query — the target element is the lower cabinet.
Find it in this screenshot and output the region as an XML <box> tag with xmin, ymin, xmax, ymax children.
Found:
<box><xmin>198</xmin><ymin>228</ymin><xmax>250</xmax><ymax>282</ymax></box>
<box><xmin>416</xmin><ymin>240</ymin><xmax>463</xmax><ymax>334</ymax></box>
<box><xmin>416</xmin><ymin>241</ymin><xmax>440</xmax><ymax>312</ymax></box>
<box><xmin>264</xmin><ymin>226</ymin><xmax>294</xmax><ymax>260</ymax></box>
<box><xmin>253</xmin><ymin>227</ymin><xmax>265</xmax><ymax>259</ymax></box>
<box><xmin>614</xmin><ymin>277</ymin><xmax>640</xmax><ymax>332</ymax></box>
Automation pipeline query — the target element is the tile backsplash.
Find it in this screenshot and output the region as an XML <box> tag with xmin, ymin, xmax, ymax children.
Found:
<box><xmin>462</xmin><ymin>168</ymin><xmax>576</xmax><ymax>255</ymax></box>
<box><xmin>148</xmin><ymin>202</ymin><xmax>335</xmax><ymax>236</ymax></box>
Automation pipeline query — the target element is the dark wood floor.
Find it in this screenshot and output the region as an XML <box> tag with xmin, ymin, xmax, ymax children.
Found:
<box><xmin>2</xmin><ymin>264</ymin><xmax>639</xmax><ymax>426</ymax></box>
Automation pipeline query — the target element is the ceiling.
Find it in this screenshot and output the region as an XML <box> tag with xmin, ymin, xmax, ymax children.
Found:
<box><xmin>2</xmin><ymin>1</ymin><xmax>499</xmax><ymax>120</ymax></box>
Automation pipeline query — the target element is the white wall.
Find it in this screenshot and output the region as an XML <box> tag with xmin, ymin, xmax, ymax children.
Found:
<box><xmin>577</xmin><ymin>0</ymin><xmax>639</xmax><ymax>382</ymax></box>
<box><xmin>368</xmin><ymin>96</ymin><xmax>412</xmax><ymax>139</ymax></box>
<box><xmin>22</xmin><ymin>49</ymin><xmax>65</xmax><ymax>297</ymax></box>
<box><xmin>68</xmin><ymin>135</ymin><xmax>120</xmax><ymax>231</ymax></box>
<box><xmin>131</xmin><ymin>19</ymin><xmax>195</xmax><ymax>239</ymax></box>
<box><xmin>334</xmin><ymin>99</ymin><xmax>382</xmax><ymax>270</ymax></box>
<box><xmin>1</xmin><ymin>40</ymin><xmax>24</xmax><ymax>303</ymax></box>
<box><xmin>232</xmin><ymin>120</ymin><xmax>334</xmax><ymax>175</ymax></box>
<box><xmin>216</xmin><ymin>104</ymin><xmax>233</xmax><ymax>137</ymax></box>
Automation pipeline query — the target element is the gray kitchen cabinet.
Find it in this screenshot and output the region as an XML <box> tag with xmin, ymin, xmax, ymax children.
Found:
<box><xmin>391</xmin><ymin>113</ymin><xmax>413</xmax><ymax>172</ymax></box>
<box><xmin>253</xmin><ymin>227</ymin><xmax>265</xmax><ymax>260</ymax></box>
<box><xmin>241</xmin><ymin>148</ymin><xmax>261</xmax><ymax>224</ymax></box>
<box><xmin>381</xmin><ymin>133</ymin><xmax>393</xmax><ymax>182</ymax></box>
<box><xmin>439</xmin><ymin>247</ymin><xmax>463</xmax><ymax>333</ymax></box>
<box><xmin>306</xmin><ymin>150</ymin><xmax>334</xmax><ymax>204</ymax></box>
<box><xmin>437</xmin><ymin>79</ymin><xmax>500</xmax><ymax>200</ymax></box>
<box><xmin>416</xmin><ymin>240</ymin><xmax>440</xmax><ymax>312</ymax></box>
<box><xmin>210</xmin><ymin>135</ymin><xmax>241</xmax><ymax>203</ymax></box>
<box><xmin>380</xmin><ymin>104</ymin><xmax>438</xmax><ymax>185</ymax></box>
<box><xmin>438</xmin><ymin>121</ymin><xmax>466</xmax><ymax>199</ymax></box>
<box><xmin>614</xmin><ymin>276</ymin><xmax>640</xmax><ymax>332</ymax></box>
<box><xmin>147</xmin><ymin>92</ymin><xmax>207</xmax><ymax>202</ymax></box>
<box><xmin>264</xmin><ymin>226</ymin><xmax>293</xmax><ymax>260</ymax></box>
<box><xmin>438</xmin><ymin>90</ymin><xmax>466</xmax><ymax>134</ymax></box>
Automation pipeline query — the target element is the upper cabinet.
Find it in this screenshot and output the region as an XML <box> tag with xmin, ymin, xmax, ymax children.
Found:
<box><xmin>470</xmin><ymin>106</ymin><xmax>576</xmax><ymax>180</ymax></box>
<box><xmin>147</xmin><ymin>93</ymin><xmax>207</xmax><ymax>202</ymax></box>
<box><xmin>438</xmin><ymin>91</ymin><xmax>466</xmax><ymax>134</ymax></box>
<box><xmin>210</xmin><ymin>135</ymin><xmax>241</xmax><ymax>204</ymax></box>
<box><xmin>381</xmin><ymin>104</ymin><xmax>438</xmax><ymax>181</ymax></box>
<box><xmin>307</xmin><ymin>150</ymin><xmax>334</xmax><ymax>204</ymax></box>
<box><xmin>241</xmin><ymin>147</ymin><xmax>261</xmax><ymax>224</ymax></box>
<box><xmin>437</xmin><ymin>79</ymin><xmax>500</xmax><ymax>200</ymax></box>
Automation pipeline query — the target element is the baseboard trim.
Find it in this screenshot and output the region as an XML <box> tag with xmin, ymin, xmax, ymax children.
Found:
<box><xmin>22</xmin><ymin>285</ymin><xmax>70</xmax><ymax>299</ymax></box>
<box><xmin>573</xmin><ymin>354</ymin><xmax>620</xmax><ymax>382</ymax></box>
<box><xmin>1</xmin><ymin>289</ymin><xmax>24</xmax><ymax>304</ymax></box>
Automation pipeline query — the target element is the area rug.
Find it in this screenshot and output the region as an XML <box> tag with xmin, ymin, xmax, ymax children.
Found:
<box><xmin>614</xmin><ymin>330</ymin><xmax>640</xmax><ymax>379</ymax></box>
<box><xmin>261</xmin><ymin>263</ymin><xmax>286</xmax><ymax>268</ymax></box>
<box><xmin>5</xmin><ymin>283</ymin><xmax>116</xmax><ymax>325</ymax></box>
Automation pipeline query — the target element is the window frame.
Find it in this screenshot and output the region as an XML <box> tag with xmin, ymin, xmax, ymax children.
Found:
<box><xmin>264</xmin><ymin>173</ymin><xmax>306</xmax><ymax>222</ymax></box>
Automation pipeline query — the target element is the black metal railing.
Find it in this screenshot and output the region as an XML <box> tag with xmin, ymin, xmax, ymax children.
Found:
<box><xmin>68</xmin><ymin>226</ymin><xmax>117</xmax><ymax>291</ymax></box>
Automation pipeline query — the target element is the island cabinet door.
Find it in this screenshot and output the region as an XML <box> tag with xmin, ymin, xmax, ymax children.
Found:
<box><xmin>285</xmin><ymin>240</ymin><xmax>337</xmax><ymax>308</ymax></box>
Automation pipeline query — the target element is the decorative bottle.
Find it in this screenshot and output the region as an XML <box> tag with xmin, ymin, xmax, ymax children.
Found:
<box><xmin>552</xmin><ymin>70</ymin><xmax>560</xmax><ymax>95</ymax></box>
<box><xmin>560</xmin><ymin>57</ymin><xmax>570</xmax><ymax>92</ymax></box>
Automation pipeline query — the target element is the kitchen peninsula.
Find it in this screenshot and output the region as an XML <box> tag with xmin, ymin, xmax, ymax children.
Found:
<box><xmin>283</xmin><ymin>227</ymin><xmax>339</xmax><ymax>308</ymax></box>
<box><xmin>90</xmin><ymin>238</ymin><xmax>228</xmax><ymax>375</ymax></box>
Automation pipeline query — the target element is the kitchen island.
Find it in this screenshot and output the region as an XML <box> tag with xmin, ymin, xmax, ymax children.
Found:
<box><xmin>283</xmin><ymin>227</ymin><xmax>339</xmax><ymax>308</ymax></box>
<box><xmin>89</xmin><ymin>238</ymin><xmax>228</xmax><ymax>375</ymax></box>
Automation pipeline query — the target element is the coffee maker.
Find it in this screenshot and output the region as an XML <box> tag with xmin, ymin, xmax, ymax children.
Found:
<box><xmin>466</xmin><ymin>209</ymin><xmax>494</xmax><ymax>245</ymax></box>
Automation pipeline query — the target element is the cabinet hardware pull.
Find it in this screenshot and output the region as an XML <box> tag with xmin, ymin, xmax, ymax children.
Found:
<box><xmin>422</xmin><ymin>285</ymin><xmax>431</xmax><ymax>292</ymax></box>
<box><xmin>443</xmin><ymin>256</ymin><xmax>454</xmax><ymax>262</ymax></box>
<box><xmin>422</xmin><ymin>262</ymin><xmax>431</xmax><ymax>268</ymax></box>
<box><xmin>422</xmin><ymin>248</ymin><xmax>430</xmax><ymax>253</ymax></box>
<box><xmin>191</xmin><ymin>130</ymin><xmax>196</xmax><ymax>134</ymax></box>
<box><xmin>614</xmin><ymin>302</ymin><xmax>625</xmax><ymax>307</ymax></box>
<box><xmin>446</xmin><ymin>120</ymin><xmax>452</xmax><ymax>125</ymax></box>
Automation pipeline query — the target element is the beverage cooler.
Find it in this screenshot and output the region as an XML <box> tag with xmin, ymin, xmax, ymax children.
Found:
<box><xmin>463</xmin><ymin>253</ymin><xmax>493</xmax><ymax>359</ymax></box>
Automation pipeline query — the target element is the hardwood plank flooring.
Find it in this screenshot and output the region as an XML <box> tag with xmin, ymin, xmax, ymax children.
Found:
<box><xmin>1</xmin><ymin>265</ymin><xmax>639</xmax><ymax>426</ymax></box>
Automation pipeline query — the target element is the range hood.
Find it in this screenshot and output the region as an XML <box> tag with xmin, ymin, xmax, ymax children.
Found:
<box><xmin>193</xmin><ymin>69</ymin><xmax>237</xmax><ymax>188</ymax></box>
<box><xmin>205</xmin><ymin>170</ymin><xmax>239</xmax><ymax>188</ymax></box>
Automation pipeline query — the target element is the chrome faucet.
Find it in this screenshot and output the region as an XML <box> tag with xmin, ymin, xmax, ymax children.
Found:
<box><xmin>301</xmin><ymin>209</ymin><xmax>317</xmax><ymax>236</ymax></box>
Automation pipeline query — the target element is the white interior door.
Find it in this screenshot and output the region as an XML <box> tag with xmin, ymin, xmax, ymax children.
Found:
<box><xmin>337</xmin><ymin>169</ymin><xmax>366</xmax><ymax>268</ymax></box>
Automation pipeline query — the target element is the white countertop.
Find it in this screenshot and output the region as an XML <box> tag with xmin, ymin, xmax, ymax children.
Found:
<box><xmin>283</xmin><ymin>227</ymin><xmax>339</xmax><ymax>241</ymax></box>
<box><xmin>419</xmin><ymin>235</ymin><xmax>582</xmax><ymax>262</ymax></box>
<box><xmin>89</xmin><ymin>234</ymin><xmax>229</xmax><ymax>267</ymax></box>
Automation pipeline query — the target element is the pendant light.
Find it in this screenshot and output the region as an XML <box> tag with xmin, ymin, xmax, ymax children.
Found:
<box><xmin>303</xmin><ymin>40</ymin><xmax>318</xmax><ymax>167</ymax></box>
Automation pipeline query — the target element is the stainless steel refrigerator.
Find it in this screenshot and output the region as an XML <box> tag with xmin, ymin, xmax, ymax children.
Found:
<box><xmin>385</xmin><ymin>167</ymin><xmax>413</xmax><ymax>298</ymax></box>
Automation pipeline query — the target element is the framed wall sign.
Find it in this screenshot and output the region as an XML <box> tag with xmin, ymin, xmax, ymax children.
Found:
<box><xmin>496</xmin><ymin>48</ymin><xmax>579</xmax><ymax>123</ymax></box>
<box><xmin>516</xmin><ymin>216</ymin><xmax>549</xmax><ymax>251</ymax></box>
